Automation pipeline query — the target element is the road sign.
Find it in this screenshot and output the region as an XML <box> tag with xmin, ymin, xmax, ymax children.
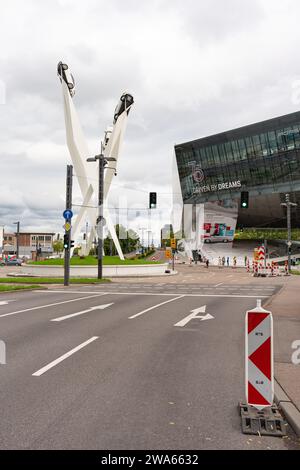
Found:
<box><xmin>174</xmin><ymin>306</ymin><xmax>214</xmax><ymax>327</ymax></box>
<box><xmin>63</xmin><ymin>222</ymin><xmax>71</xmax><ymax>232</ymax></box>
<box><xmin>63</xmin><ymin>209</ymin><xmax>73</xmax><ymax>220</ymax></box>
<box><xmin>258</xmin><ymin>246</ymin><xmax>265</xmax><ymax>261</ymax></box>
<box><xmin>170</xmin><ymin>238</ymin><xmax>177</xmax><ymax>249</ymax></box>
<box><xmin>165</xmin><ymin>248</ymin><xmax>172</xmax><ymax>259</ymax></box>
<box><xmin>245</xmin><ymin>299</ymin><xmax>274</xmax><ymax>410</ymax></box>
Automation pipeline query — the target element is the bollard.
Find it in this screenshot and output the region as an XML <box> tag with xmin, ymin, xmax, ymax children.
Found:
<box><xmin>240</xmin><ymin>299</ymin><xmax>286</xmax><ymax>436</ymax></box>
<box><xmin>245</xmin><ymin>299</ymin><xmax>273</xmax><ymax>410</ymax></box>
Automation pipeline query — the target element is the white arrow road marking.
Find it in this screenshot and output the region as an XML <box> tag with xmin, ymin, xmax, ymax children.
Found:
<box><xmin>32</xmin><ymin>336</ymin><xmax>99</xmax><ymax>377</ymax></box>
<box><xmin>51</xmin><ymin>303</ymin><xmax>114</xmax><ymax>322</ymax></box>
<box><xmin>0</xmin><ymin>293</ymin><xmax>107</xmax><ymax>319</ymax></box>
<box><xmin>174</xmin><ymin>306</ymin><xmax>214</xmax><ymax>327</ymax></box>
<box><xmin>0</xmin><ymin>300</ymin><xmax>16</xmax><ymax>306</ymax></box>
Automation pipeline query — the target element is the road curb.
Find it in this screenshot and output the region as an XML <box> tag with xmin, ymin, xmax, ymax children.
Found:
<box><xmin>274</xmin><ymin>379</ymin><xmax>300</xmax><ymax>437</ymax></box>
<box><xmin>262</xmin><ymin>284</ymin><xmax>285</xmax><ymax>309</ymax></box>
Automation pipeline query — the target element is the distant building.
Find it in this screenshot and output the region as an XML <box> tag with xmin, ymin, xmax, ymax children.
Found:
<box><xmin>2</xmin><ymin>233</ymin><xmax>17</xmax><ymax>254</ymax></box>
<box><xmin>160</xmin><ymin>224</ymin><xmax>173</xmax><ymax>248</ymax></box>
<box><xmin>3</xmin><ymin>232</ymin><xmax>55</xmax><ymax>258</ymax></box>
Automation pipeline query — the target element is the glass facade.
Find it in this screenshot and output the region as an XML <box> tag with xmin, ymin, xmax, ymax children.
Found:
<box><xmin>175</xmin><ymin>111</ymin><xmax>300</xmax><ymax>228</ymax></box>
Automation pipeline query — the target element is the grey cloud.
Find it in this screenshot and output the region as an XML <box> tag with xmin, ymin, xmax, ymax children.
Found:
<box><xmin>1</xmin><ymin>0</ymin><xmax>300</xmax><ymax>237</ymax></box>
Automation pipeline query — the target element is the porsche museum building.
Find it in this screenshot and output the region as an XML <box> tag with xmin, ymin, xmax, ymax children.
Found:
<box><xmin>175</xmin><ymin>111</ymin><xmax>300</xmax><ymax>245</ymax></box>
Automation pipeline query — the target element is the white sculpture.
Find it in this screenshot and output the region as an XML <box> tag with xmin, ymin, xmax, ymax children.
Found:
<box><xmin>57</xmin><ymin>62</ymin><xmax>134</xmax><ymax>259</ymax></box>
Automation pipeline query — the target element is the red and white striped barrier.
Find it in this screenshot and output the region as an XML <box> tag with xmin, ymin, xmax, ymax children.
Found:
<box><xmin>258</xmin><ymin>246</ymin><xmax>265</xmax><ymax>261</ymax></box>
<box><xmin>245</xmin><ymin>300</ymin><xmax>274</xmax><ymax>410</ymax></box>
<box><xmin>253</xmin><ymin>262</ymin><xmax>259</xmax><ymax>277</ymax></box>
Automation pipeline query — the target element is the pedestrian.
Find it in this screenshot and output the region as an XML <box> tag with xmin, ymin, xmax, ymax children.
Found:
<box><xmin>218</xmin><ymin>256</ymin><xmax>222</xmax><ymax>269</ymax></box>
<box><xmin>227</xmin><ymin>256</ymin><xmax>230</xmax><ymax>267</ymax></box>
<box><xmin>233</xmin><ymin>256</ymin><xmax>237</xmax><ymax>268</ymax></box>
<box><xmin>222</xmin><ymin>256</ymin><xmax>225</xmax><ymax>266</ymax></box>
<box><xmin>244</xmin><ymin>255</ymin><xmax>248</xmax><ymax>267</ymax></box>
<box><xmin>206</xmin><ymin>259</ymin><xmax>209</xmax><ymax>268</ymax></box>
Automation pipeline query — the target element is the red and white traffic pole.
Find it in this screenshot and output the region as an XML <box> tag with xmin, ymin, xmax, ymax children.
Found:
<box><xmin>245</xmin><ymin>299</ymin><xmax>274</xmax><ymax>410</ymax></box>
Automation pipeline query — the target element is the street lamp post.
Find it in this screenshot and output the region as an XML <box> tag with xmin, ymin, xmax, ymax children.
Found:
<box><xmin>87</xmin><ymin>144</ymin><xmax>116</xmax><ymax>279</ymax></box>
<box><xmin>0</xmin><ymin>225</ymin><xmax>4</xmax><ymax>255</ymax></box>
<box><xmin>13</xmin><ymin>221</ymin><xmax>20</xmax><ymax>259</ymax></box>
<box><xmin>139</xmin><ymin>227</ymin><xmax>146</xmax><ymax>254</ymax></box>
<box><xmin>146</xmin><ymin>230</ymin><xmax>152</xmax><ymax>250</ymax></box>
<box><xmin>281</xmin><ymin>194</ymin><xmax>298</xmax><ymax>273</ymax></box>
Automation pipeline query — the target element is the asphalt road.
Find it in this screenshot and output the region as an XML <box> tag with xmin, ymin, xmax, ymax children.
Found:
<box><xmin>0</xmin><ymin>283</ymin><xmax>298</xmax><ymax>450</ymax></box>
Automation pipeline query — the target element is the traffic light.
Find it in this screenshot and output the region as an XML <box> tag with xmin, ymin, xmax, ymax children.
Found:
<box><xmin>70</xmin><ymin>239</ymin><xmax>75</xmax><ymax>248</ymax></box>
<box><xmin>63</xmin><ymin>233</ymin><xmax>70</xmax><ymax>249</ymax></box>
<box><xmin>241</xmin><ymin>191</ymin><xmax>249</xmax><ymax>209</ymax></box>
<box><xmin>149</xmin><ymin>192</ymin><xmax>157</xmax><ymax>209</ymax></box>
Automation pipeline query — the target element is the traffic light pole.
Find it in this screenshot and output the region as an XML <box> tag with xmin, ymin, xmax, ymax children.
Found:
<box><xmin>97</xmin><ymin>150</ymin><xmax>104</xmax><ymax>280</ymax></box>
<box><xmin>287</xmin><ymin>195</ymin><xmax>291</xmax><ymax>272</ymax></box>
<box><xmin>64</xmin><ymin>165</ymin><xmax>73</xmax><ymax>286</ymax></box>
<box><xmin>281</xmin><ymin>194</ymin><xmax>297</xmax><ymax>273</ymax></box>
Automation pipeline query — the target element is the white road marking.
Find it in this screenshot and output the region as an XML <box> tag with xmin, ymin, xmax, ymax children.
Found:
<box><xmin>35</xmin><ymin>290</ymin><xmax>270</xmax><ymax>299</ymax></box>
<box><xmin>215</xmin><ymin>283</ymin><xmax>223</xmax><ymax>287</ymax></box>
<box><xmin>0</xmin><ymin>293</ymin><xmax>107</xmax><ymax>319</ymax></box>
<box><xmin>0</xmin><ymin>300</ymin><xmax>16</xmax><ymax>306</ymax></box>
<box><xmin>174</xmin><ymin>306</ymin><xmax>214</xmax><ymax>327</ymax></box>
<box><xmin>129</xmin><ymin>295</ymin><xmax>185</xmax><ymax>319</ymax></box>
<box><xmin>51</xmin><ymin>303</ymin><xmax>113</xmax><ymax>322</ymax></box>
<box><xmin>32</xmin><ymin>337</ymin><xmax>99</xmax><ymax>377</ymax></box>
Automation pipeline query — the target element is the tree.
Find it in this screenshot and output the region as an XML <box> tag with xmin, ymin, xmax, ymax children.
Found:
<box><xmin>103</xmin><ymin>224</ymin><xmax>140</xmax><ymax>255</ymax></box>
<box><xmin>53</xmin><ymin>239</ymin><xmax>64</xmax><ymax>255</ymax></box>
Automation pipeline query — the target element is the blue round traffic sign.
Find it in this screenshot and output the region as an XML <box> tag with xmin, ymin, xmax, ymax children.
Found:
<box><xmin>63</xmin><ymin>209</ymin><xmax>73</xmax><ymax>220</ymax></box>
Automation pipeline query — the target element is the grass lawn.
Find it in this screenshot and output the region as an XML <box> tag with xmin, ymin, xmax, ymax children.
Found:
<box><xmin>0</xmin><ymin>277</ymin><xmax>111</xmax><ymax>284</ymax></box>
<box><xmin>29</xmin><ymin>256</ymin><xmax>160</xmax><ymax>266</ymax></box>
<box><xmin>0</xmin><ymin>284</ymin><xmax>42</xmax><ymax>292</ymax></box>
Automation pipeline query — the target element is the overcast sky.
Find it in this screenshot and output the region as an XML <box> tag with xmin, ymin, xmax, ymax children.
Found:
<box><xmin>1</xmin><ymin>0</ymin><xmax>300</xmax><ymax>242</ymax></box>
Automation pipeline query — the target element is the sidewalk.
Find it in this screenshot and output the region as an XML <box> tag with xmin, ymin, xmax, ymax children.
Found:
<box><xmin>265</xmin><ymin>275</ymin><xmax>300</xmax><ymax>435</ymax></box>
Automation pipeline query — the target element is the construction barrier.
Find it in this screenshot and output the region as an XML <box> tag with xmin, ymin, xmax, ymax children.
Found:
<box><xmin>245</xmin><ymin>299</ymin><xmax>274</xmax><ymax>409</ymax></box>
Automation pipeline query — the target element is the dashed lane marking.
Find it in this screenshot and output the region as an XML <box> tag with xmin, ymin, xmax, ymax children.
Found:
<box><xmin>32</xmin><ymin>337</ymin><xmax>99</xmax><ymax>377</ymax></box>
<box><xmin>129</xmin><ymin>295</ymin><xmax>185</xmax><ymax>319</ymax></box>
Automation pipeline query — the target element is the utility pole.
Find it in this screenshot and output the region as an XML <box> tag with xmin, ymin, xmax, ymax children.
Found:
<box><xmin>13</xmin><ymin>221</ymin><xmax>20</xmax><ymax>259</ymax></box>
<box><xmin>139</xmin><ymin>227</ymin><xmax>146</xmax><ymax>254</ymax></box>
<box><xmin>264</xmin><ymin>238</ymin><xmax>267</xmax><ymax>271</ymax></box>
<box><xmin>64</xmin><ymin>165</ymin><xmax>73</xmax><ymax>286</ymax></box>
<box><xmin>85</xmin><ymin>221</ymin><xmax>88</xmax><ymax>253</ymax></box>
<box><xmin>281</xmin><ymin>193</ymin><xmax>297</xmax><ymax>273</ymax></box>
<box><xmin>98</xmin><ymin>146</ymin><xmax>105</xmax><ymax>280</ymax></box>
<box><xmin>87</xmin><ymin>144</ymin><xmax>116</xmax><ymax>280</ymax></box>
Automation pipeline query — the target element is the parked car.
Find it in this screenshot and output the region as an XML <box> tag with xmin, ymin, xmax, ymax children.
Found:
<box><xmin>0</xmin><ymin>258</ymin><xmax>23</xmax><ymax>266</ymax></box>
